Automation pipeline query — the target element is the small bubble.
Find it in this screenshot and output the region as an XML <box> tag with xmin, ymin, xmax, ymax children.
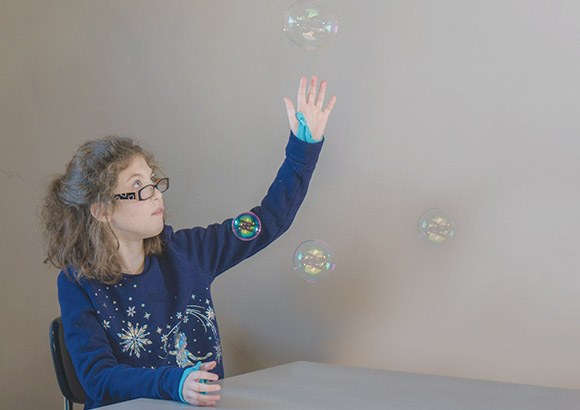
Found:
<box><xmin>283</xmin><ymin>0</ymin><xmax>339</xmax><ymax>50</ymax></box>
<box><xmin>293</xmin><ymin>239</ymin><xmax>335</xmax><ymax>282</ymax></box>
<box><xmin>232</xmin><ymin>212</ymin><xmax>261</xmax><ymax>241</ymax></box>
<box><xmin>418</xmin><ymin>209</ymin><xmax>456</xmax><ymax>243</ymax></box>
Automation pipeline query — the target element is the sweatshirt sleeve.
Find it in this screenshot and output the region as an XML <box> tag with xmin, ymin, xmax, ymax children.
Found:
<box><xmin>57</xmin><ymin>272</ymin><xmax>185</xmax><ymax>408</ymax></box>
<box><xmin>168</xmin><ymin>132</ymin><xmax>324</xmax><ymax>281</ymax></box>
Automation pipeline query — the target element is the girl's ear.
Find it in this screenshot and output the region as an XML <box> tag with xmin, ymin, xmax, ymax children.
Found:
<box><xmin>90</xmin><ymin>203</ymin><xmax>110</xmax><ymax>223</ymax></box>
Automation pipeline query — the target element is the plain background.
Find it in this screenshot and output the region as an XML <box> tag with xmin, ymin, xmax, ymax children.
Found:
<box><xmin>2</xmin><ymin>0</ymin><xmax>580</xmax><ymax>408</ymax></box>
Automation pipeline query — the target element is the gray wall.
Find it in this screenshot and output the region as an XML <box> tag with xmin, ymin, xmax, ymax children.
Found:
<box><xmin>2</xmin><ymin>0</ymin><xmax>580</xmax><ymax>408</ymax></box>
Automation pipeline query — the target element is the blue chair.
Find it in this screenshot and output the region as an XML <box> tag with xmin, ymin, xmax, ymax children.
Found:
<box><xmin>50</xmin><ymin>316</ymin><xmax>86</xmax><ymax>410</ymax></box>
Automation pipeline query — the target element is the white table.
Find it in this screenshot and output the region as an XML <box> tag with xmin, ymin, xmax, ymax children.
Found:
<box><xmin>100</xmin><ymin>361</ymin><xmax>580</xmax><ymax>409</ymax></box>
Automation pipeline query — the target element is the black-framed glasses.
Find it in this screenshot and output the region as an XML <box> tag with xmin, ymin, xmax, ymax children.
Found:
<box><xmin>113</xmin><ymin>177</ymin><xmax>169</xmax><ymax>201</ymax></box>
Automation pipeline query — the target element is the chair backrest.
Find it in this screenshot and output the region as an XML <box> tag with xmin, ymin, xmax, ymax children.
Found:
<box><xmin>50</xmin><ymin>316</ymin><xmax>86</xmax><ymax>408</ymax></box>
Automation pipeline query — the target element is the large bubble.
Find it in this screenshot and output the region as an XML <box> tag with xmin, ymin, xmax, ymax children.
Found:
<box><xmin>283</xmin><ymin>1</ymin><xmax>339</xmax><ymax>50</ymax></box>
<box><xmin>293</xmin><ymin>239</ymin><xmax>335</xmax><ymax>282</ymax></box>
<box><xmin>232</xmin><ymin>212</ymin><xmax>261</xmax><ymax>241</ymax></box>
<box><xmin>417</xmin><ymin>209</ymin><xmax>456</xmax><ymax>243</ymax></box>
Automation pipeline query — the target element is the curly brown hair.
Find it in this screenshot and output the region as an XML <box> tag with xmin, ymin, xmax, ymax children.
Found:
<box><xmin>42</xmin><ymin>136</ymin><xmax>164</xmax><ymax>284</ymax></box>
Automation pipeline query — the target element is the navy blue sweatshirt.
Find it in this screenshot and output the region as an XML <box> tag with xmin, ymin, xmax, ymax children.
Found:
<box><xmin>57</xmin><ymin>133</ymin><xmax>323</xmax><ymax>409</ymax></box>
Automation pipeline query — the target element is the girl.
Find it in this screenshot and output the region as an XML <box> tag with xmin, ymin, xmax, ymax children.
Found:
<box><xmin>43</xmin><ymin>76</ymin><xmax>336</xmax><ymax>409</ymax></box>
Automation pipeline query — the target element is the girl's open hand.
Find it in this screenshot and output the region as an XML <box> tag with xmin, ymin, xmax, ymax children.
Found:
<box><xmin>181</xmin><ymin>361</ymin><xmax>221</xmax><ymax>407</ymax></box>
<box><xmin>284</xmin><ymin>75</ymin><xmax>337</xmax><ymax>141</ymax></box>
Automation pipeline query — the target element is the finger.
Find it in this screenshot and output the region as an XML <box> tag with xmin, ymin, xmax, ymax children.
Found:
<box><xmin>283</xmin><ymin>97</ymin><xmax>298</xmax><ymax>134</ymax></box>
<box><xmin>315</xmin><ymin>80</ymin><xmax>327</xmax><ymax>108</ymax></box>
<box><xmin>184</xmin><ymin>391</ymin><xmax>221</xmax><ymax>407</ymax></box>
<box><xmin>198</xmin><ymin>371</ymin><xmax>219</xmax><ymax>382</ymax></box>
<box><xmin>297</xmin><ymin>76</ymin><xmax>307</xmax><ymax>107</ymax></box>
<box><xmin>306</xmin><ymin>75</ymin><xmax>318</xmax><ymax>104</ymax></box>
<box><xmin>323</xmin><ymin>95</ymin><xmax>337</xmax><ymax>115</ymax></box>
<box><xmin>198</xmin><ymin>392</ymin><xmax>220</xmax><ymax>406</ymax></box>
<box><xmin>200</xmin><ymin>361</ymin><xmax>217</xmax><ymax>371</ymax></box>
<box><xmin>284</xmin><ymin>97</ymin><xmax>296</xmax><ymax>118</ymax></box>
<box><xmin>198</xmin><ymin>382</ymin><xmax>222</xmax><ymax>393</ymax></box>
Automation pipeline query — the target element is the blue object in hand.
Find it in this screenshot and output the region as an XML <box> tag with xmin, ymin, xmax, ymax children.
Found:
<box><xmin>193</xmin><ymin>361</ymin><xmax>207</xmax><ymax>394</ymax></box>
<box><xmin>295</xmin><ymin>112</ymin><xmax>321</xmax><ymax>143</ymax></box>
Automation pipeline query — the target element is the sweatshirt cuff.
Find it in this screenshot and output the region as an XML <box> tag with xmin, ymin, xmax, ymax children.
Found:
<box><xmin>287</xmin><ymin>131</ymin><xmax>324</xmax><ymax>166</ymax></box>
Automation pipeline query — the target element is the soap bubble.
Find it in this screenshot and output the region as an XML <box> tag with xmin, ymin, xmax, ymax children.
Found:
<box><xmin>417</xmin><ymin>209</ymin><xmax>456</xmax><ymax>243</ymax></box>
<box><xmin>293</xmin><ymin>239</ymin><xmax>335</xmax><ymax>282</ymax></box>
<box><xmin>283</xmin><ymin>0</ymin><xmax>339</xmax><ymax>50</ymax></box>
<box><xmin>232</xmin><ymin>212</ymin><xmax>261</xmax><ymax>241</ymax></box>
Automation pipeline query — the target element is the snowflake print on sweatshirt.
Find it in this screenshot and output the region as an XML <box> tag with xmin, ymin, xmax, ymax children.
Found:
<box><xmin>117</xmin><ymin>322</ymin><xmax>152</xmax><ymax>358</ymax></box>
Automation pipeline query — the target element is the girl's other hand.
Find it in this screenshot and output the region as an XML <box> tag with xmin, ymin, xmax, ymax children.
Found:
<box><xmin>181</xmin><ymin>361</ymin><xmax>221</xmax><ymax>406</ymax></box>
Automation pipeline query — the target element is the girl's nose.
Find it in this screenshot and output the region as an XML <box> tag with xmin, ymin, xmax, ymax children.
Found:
<box><xmin>152</xmin><ymin>187</ymin><xmax>163</xmax><ymax>200</ymax></box>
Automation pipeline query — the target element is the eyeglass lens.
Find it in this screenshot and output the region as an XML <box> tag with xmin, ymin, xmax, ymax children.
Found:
<box><xmin>140</xmin><ymin>178</ymin><xmax>169</xmax><ymax>200</ymax></box>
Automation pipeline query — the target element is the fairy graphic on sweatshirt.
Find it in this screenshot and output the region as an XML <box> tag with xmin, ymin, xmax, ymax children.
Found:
<box><xmin>169</xmin><ymin>332</ymin><xmax>212</xmax><ymax>367</ymax></box>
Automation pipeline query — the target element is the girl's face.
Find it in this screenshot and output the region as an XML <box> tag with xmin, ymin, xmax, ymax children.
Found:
<box><xmin>108</xmin><ymin>155</ymin><xmax>165</xmax><ymax>245</ymax></box>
